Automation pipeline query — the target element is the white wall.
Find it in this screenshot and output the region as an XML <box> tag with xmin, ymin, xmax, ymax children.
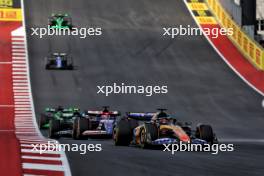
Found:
<box><xmin>257</xmin><ymin>0</ymin><xmax>264</xmax><ymax>19</ymax></box>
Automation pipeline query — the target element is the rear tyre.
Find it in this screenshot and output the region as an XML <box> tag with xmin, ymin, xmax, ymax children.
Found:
<box><xmin>68</xmin><ymin>64</ymin><xmax>73</xmax><ymax>70</ymax></box>
<box><xmin>49</xmin><ymin>120</ymin><xmax>60</xmax><ymax>139</ymax></box>
<box><xmin>72</xmin><ymin>118</ymin><xmax>78</xmax><ymax>139</ymax></box>
<box><xmin>76</xmin><ymin>118</ymin><xmax>89</xmax><ymax>139</ymax></box>
<box><xmin>45</xmin><ymin>64</ymin><xmax>50</xmax><ymax>70</ymax></box>
<box><xmin>39</xmin><ymin>114</ymin><xmax>48</xmax><ymax>129</ymax></box>
<box><xmin>139</xmin><ymin>123</ymin><xmax>158</xmax><ymax>148</ymax></box>
<box><xmin>196</xmin><ymin>124</ymin><xmax>214</xmax><ymax>144</ymax></box>
<box><xmin>114</xmin><ymin>119</ymin><xmax>133</xmax><ymax>146</ymax></box>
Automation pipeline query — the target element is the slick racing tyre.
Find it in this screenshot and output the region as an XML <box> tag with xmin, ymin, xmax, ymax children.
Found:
<box><xmin>45</xmin><ymin>59</ymin><xmax>51</xmax><ymax>69</ymax></box>
<box><xmin>39</xmin><ymin>114</ymin><xmax>48</xmax><ymax>129</ymax></box>
<box><xmin>68</xmin><ymin>64</ymin><xmax>74</xmax><ymax>70</ymax></box>
<box><xmin>49</xmin><ymin>119</ymin><xmax>60</xmax><ymax>139</ymax></box>
<box><xmin>196</xmin><ymin>124</ymin><xmax>214</xmax><ymax>144</ymax></box>
<box><xmin>45</xmin><ymin>64</ymin><xmax>51</xmax><ymax>70</ymax></box>
<box><xmin>72</xmin><ymin>118</ymin><xmax>78</xmax><ymax>139</ymax></box>
<box><xmin>114</xmin><ymin>119</ymin><xmax>133</xmax><ymax>146</ymax></box>
<box><xmin>76</xmin><ymin>118</ymin><xmax>89</xmax><ymax>139</ymax></box>
<box><xmin>139</xmin><ymin>123</ymin><xmax>158</xmax><ymax>149</ymax></box>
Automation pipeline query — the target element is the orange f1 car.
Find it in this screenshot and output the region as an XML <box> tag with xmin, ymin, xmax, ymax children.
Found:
<box><xmin>113</xmin><ymin>109</ymin><xmax>218</xmax><ymax>148</ymax></box>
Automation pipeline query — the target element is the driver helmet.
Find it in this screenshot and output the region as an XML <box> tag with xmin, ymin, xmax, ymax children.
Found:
<box><xmin>56</xmin><ymin>56</ymin><xmax>62</xmax><ymax>60</ymax></box>
<box><xmin>156</xmin><ymin>111</ymin><xmax>170</xmax><ymax>124</ymax></box>
<box><xmin>101</xmin><ymin>114</ymin><xmax>110</xmax><ymax>119</ymax></box>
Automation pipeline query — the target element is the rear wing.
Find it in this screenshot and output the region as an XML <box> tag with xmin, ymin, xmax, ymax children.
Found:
<box><xmin>53</xmin><ymin>53</ymin><xmax>66</xmax><ymax>55</ymax></box>
<box><xmin>126</xmin><ymin>112</ymin><xmax>155</xmax><ymax>121</ymax></box>
<box><xmin>46</xmin><ymin>53</ymin><xmax>72</xmax><ymax>63</ymax></box>
<box><xmin>62</xmin><ymin>108</ymin><xmax>80</xmax><ymax>113</ymax></box>
<box><xmin>51</xmin><ymin>13</ymin><xmax>69</xmax><ymax>17</ymax></box>
<box><xmin>45</xmin><ymin>107</ymin><xmax>56</xmax><ymax>112</ymax></box>
<box><xmin>52</xmin><ymin>53</ymin><xmax>67</xmax><ymax>57</ymax></box>
<box><xmin>86</xmin><ymin>110</ymin><xmax>120</xmax><ymax>117</ymax></box>
<box><xmin>44</xmin><ymin>107</ymin><xmax>79</xmax><ymax>113</ymax></box>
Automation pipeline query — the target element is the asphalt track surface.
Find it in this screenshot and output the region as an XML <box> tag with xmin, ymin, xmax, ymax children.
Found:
<box><xmin>24</xmin><ymin>0</ymin><xmax>264</xmax><ymax>175</ymax></box>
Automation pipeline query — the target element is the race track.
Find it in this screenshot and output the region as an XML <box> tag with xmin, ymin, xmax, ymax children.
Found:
<box><xmin>24</xmin><ymin>0</ymin><xmax>264</xmax><ymax>175</ymax></box>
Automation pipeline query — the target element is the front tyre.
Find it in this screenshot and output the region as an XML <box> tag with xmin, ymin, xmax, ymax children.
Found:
<box><xmin>76</xmin><ymin>118</ymin><xmax>89</xmax><ymax>139</ymax></box>
<box><xmin>39</xmin><ymin>114</ymin><xmax>49</xmax><ymax>129</ymax></box>
<box><xmin>139</xmin><ymin>123</ymin><xmax>158</xmax><ymax>149</ymax></box>
<box><xmin>114</xmin><ymin>119</ymin><xmax>133</xmax><ymax>146</ymax></box>
<box><xmin>196</xmin><ymin>124</ymin><xmax>214</xmax><ymax>144</ymax></box>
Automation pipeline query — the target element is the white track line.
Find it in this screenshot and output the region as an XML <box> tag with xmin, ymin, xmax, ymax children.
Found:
<box><xmin>21</xmin><ymin>149</ymin><xmax>61</xmax><ymax>154</ymax></box>
<box><xmin>15</xmin><ymin>114</ymin><xmax>32</xmax><ymax>117</ymax></box>
<box><xmin>12</xmin><ymin>68</ymin><xmax>27</xmax><ymax>71</ymax></box>
<box><xmin>12</xmin><ymin>42</ymin><xmax>25</xmax><ymax>45</ymax></box>
<box><xmin>15</xmin><ymin>122</ymin><xmax>34</xmax><ymax>124</ymax></box>
<box><xmin>22</xmin><ymin>155</ymin><xmax>62</xmax><ymax>161</ymax></box>
<box><xmin>14</xmin><ymin>102</ymin><xmax>30</xmax><ymax>104</ymax></box>
<box><xmin>15</xmin><ymin>105</ymin><xmax>31</xmax><ymax>107</ymax></box>
<box><xmin>0</xmin><ymin>62</ymin><xmax>12</xmax><ymax>64</ymax></box>
<box><xmin>15</xmin><ymin>111</ymin><xmax>32</xmax><ymax>114</ymax></box>
<box><xmin>13</xmin><ymin>88</ymin><xmax>29</xmax><ymax>90</ymax></box>
<box><xmin>15</xmin><ymin>119</ymin><xmax>33</xmax><ymax>121</ymax></box>
<box><xmin>20</xmin><ymin>140</ymin><xmax>54</xmax><ymax>144</ymax></box>
<box><xmin>13</xmin><ymin>64</ymin><xmax>26</xmax><ymax>66</ymax></box>
<box><xmin>14</xmin><ymin>96</ymin><xmax>30</xmax><ymax>99</ymax></box>
<box><xmin>16</xmin><ymin>132</ymin><xmax>38</xmax><ymax>134</ymax></box>
<box><xmin>15</xmin><ymin>121</ymin><xmax>34</xmax><ymax>124</ymax></box>
<box><xmin>13</xmin><ymin>61</ymin><xmax>26</xmax><ymax>63</ymax></box>
<box><xmin>12</xmin><ymin>45</ymin><xmax>25</xmax><ymax>48</ymax></box>
<box><xmin>12</xmin><ymin>37</ymin><xmax>25</xmax><ymax>40</ymax></box>
<box><xmin>13</xmin><ymin>83</ymin><xmax>28</xmax><ymax>86</ymax></box>
<box><xmin>23</xmin><ymin>163</ymin><xmax>64</xmax><ymax>171</ymax></box>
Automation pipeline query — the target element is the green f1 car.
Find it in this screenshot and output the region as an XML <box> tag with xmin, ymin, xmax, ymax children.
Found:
<box><xmin>39</xmin><ymin>106</ymin><xmax>80</xmax><ymax>129</ymax></box>
<box><xmin>48</xmin><ymin>13</ymin><xmax>73</xmax><ymax>29</ymax></box>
